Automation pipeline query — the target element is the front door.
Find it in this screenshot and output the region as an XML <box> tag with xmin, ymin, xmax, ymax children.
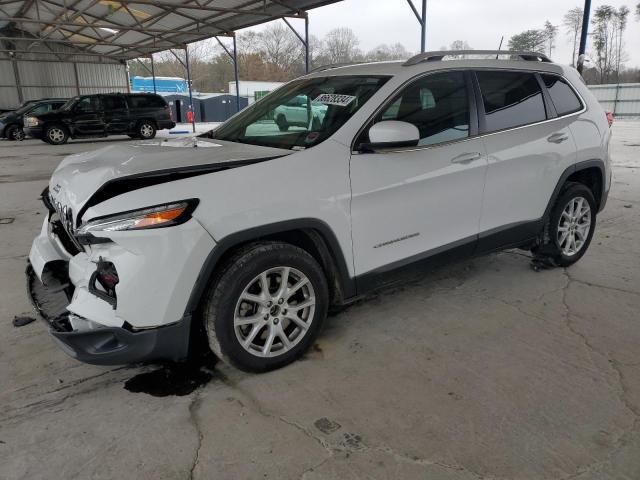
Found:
<box><xmin>350</xmin><ymin>70</ymin><xmax>488</xmax><ymax>281</ymax></box>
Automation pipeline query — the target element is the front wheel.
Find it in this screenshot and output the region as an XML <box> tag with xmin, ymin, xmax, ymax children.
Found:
<box><xmin>276</xmin><ymin>115</ymin><xmax>289</xmax><ymax>132</ymax></box>
<box><xmin>536</xmin><ymin>182</ymin><xmax>597</xmax><ymax>267</ymax></box>
<box><xmin>44</xmin><ymin>125</ymin><xmax>69</xmax><ymax>145</ymax></box>
<box><xmin>6</xmin><ymin>124</ymin><xmax>25</xmax><ymax>141</ymax></box>
<box><xmin>203</xmin><ymin>242</ymin><xmax>329</xmax><ymax>372</ymax></box>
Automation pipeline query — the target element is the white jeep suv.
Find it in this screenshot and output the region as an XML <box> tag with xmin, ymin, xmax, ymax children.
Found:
<box><xmin>29</xmin><ymin>51</ymin><xmax>611</xmax><ymax>372</ymax></box>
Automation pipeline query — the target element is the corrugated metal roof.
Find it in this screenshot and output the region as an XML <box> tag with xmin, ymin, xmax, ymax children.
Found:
<box><xmin>0</xmin><ymin>1</ymin><xmax>343</xmax><ymax>61</ymax></box>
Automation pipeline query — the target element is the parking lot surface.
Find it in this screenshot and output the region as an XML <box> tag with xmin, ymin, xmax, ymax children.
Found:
<box><xmin>1</xmin><ymin>122</ymin><xmax>639</xmax><ymax>480</ymax></box>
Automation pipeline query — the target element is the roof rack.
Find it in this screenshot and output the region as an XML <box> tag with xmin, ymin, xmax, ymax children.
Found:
<box><xmin>403</xmin><ymin>50</ymin><xmax>551</xmax><ymax>67</ymax></box>
<box><xmin>308</xmin><ymin>62</ymin><xmax>364</xmax><ymax>73</ymax></box>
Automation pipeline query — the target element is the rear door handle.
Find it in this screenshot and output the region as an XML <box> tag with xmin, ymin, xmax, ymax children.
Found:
<box><xmin>547</xmin><ymin>132</ymin><xmax>569</xmax><ymax>143</ymax></box>
<box><xmin>451</xmin><ymin>152</ymin><xmax>482</xmax><ymax>164</ymax></box>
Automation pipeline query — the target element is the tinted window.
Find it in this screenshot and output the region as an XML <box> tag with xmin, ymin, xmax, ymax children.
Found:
<box><xmin>477</xmin><ymin>71</ymin><xmax>546</xmax><ymax>132</ymax></box>
<box><xmin>541</xmin><ymin>74</ymin><xmax>583</xmax><ymax>116</ymax></box>
<box><xmin>75</xmin><ymin>96</ymin><xmax>101</xmax><ymax>112</ymax></box>
<box><xmin>102</xmin><ymin>95</ymin><xmax>127</xmax><ymax>110</ymax></box>
<box><xmin>127</xmin><ymin>95</ymin><xmax>166</xmax><ymax>109</ymax></box>
<box><xmin>377</xmin><ymin>71</ymin><xmax>469</xmax><ymax>146</ymax></box>
<box><xmin>29</xmin><ymin>104</ymin><xmax>50</xmax><ymax>115</ymax></box>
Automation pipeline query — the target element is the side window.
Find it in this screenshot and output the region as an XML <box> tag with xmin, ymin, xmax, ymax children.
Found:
<box><xmin>541</xmin><ymin>74</ymin><xmax>583</xmax><ymax>116</ymax></box>
<box><xmin>75</xmin><ymin>96</ymin><xmax>101</xmax><ymax>112</ymax></box>
<box><xmin>102</xmin><ymin>95</ymin><xmax>127</xmax><ymax>110</ymax></box>
<box><xmin>476</xmin><ymin>71</ymin><xmax>547</xmax><ymax>132</ymax></box>
<box><xmin>377</xmin><ymin>71</ymin><xmax>470</xmax><ymax>146</ymax></box>
<box><xmin>29</xmin><ymin>104</ymin><xmax>49</xmax><ymax>115</ymax></box>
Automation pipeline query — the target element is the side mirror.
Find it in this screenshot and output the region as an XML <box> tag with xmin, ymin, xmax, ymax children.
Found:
<box><xmin>360</xmin><ymin>121</ymin><xmax>419</xmax><ymax>152</ymax></box>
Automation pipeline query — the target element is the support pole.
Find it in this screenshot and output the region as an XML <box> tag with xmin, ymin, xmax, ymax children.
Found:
<box><xmin>577</xmin><ymin>0</ymin><xmax>591</xmax><ymax>74</ymax></box>
<box><xmin>150</xmin><ymin>54</ymin><xmax>156</xmax><ymax>94</ymax></box>
<box><xmin>283</xmin><ymin>14</ymin><xmax>310</xmax><ymax>73</ymax></box>
<box><xmin>405</xmin><ymin>0</ymin><xmax>427</xmax><ymax>53</ymax></box>
<box><xmin>420</xmin><ymin>0</ymin><xmax>426</xmax><ymax>53</ymax></box>
<box><xmin>305</xmin><ymin>15</ymin><xmax>310</xmax><ymax>72</ymax></box>
<box><xmin>233</xmin><ymin>33</ymin><xmax>240</xmax><ymax>112</ymax></box>
<box><xmin>184</xmin><ymin>45</ymin><xmax>195</xmax><ymax>133</ymax></box>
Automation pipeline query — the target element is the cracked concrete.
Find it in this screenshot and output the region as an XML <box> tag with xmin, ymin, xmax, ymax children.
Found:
<box><xmin>1</xmin><ymin>121</ymin><xmax>640</xmax><ymax>479</ymax></box>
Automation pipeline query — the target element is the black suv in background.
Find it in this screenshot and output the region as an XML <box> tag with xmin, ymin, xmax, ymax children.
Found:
<box><xmin>24</xmin><ymin>93</ymin><xmax>175</xmax><ymax>145</ymax></box>
<box><xmin>0</xmin><ymin>98</ymin><xmax>67</xmax><ymax>140</ymax></box>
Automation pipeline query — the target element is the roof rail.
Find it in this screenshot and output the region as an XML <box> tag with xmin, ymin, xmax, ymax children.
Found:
<box><xmin>403</xmin><ymin>50</ymin><xmax>551</xmax><ymax>66</ymax></box>
<box><xmin>308</xmin><ymin>62</ymin><xmax>363</xmax><ymax>73</ymax></box>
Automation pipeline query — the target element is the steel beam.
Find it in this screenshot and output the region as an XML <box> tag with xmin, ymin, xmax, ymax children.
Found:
<box><xmin>184</xmin><ymin>45</ymin><xmax>195</xmax><ymax>133</ymax></box>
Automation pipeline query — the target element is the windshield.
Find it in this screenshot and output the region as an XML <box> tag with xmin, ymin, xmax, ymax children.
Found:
<box><xmin>14</xmin><ymin>101</ymin><xmax>38</xmax><ymax>116</ymax></box>
<box><xmin>208</xmin><ymin>75</ymin><xmax>390</xmax><ymax>150</ymax></box>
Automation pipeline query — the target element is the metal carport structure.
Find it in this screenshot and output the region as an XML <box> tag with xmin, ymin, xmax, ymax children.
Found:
<box><xmin>0</xmin><ymin>0</ymin><xmax>430</xmax><ymax>126</ymax></box>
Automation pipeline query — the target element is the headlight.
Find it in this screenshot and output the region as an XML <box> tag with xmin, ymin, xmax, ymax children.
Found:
<box><xmin>24</xmin><ymin>116</ymin><xmax>39</xmax><ymax>127</ymax></box>
<box><xmin>77</xmin><ymin>200</ymin><xmax>198</xmax><ymax>234</ymax></box>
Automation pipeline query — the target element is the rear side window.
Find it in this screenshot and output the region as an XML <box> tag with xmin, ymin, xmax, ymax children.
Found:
<box><xmin>127</xmin><ymin>95</ymin><xmax>166</xmax><ymax>109</ymax></box>
<box><xmin>377</xmin><ymin>71</ymin><xmax>469</xmax><ymax>146</ymax></box>
<box><xmin>102</xmin><ymin>95</ymin><xmax>127</xmax><ymax>110</ymax></box>
<box><xmin>476</xmin><ymin>71</ymin><xmax>546</xmax><ymax>132</ymax></box>
<box><xmin>541</xmin><ymin>74</ymin><xmax>583</xmax><ymax>116</ymax></box>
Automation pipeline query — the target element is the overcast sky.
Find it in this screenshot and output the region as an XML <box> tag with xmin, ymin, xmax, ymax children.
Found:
<box><xmin>241</xmin><ymin>0</ymin><xmax>640</xmax><ymax>68</ymax></box>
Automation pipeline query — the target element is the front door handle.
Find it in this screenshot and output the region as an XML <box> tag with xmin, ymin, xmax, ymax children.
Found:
<box><xmin>547</xmin><ymin>132</ymin><xmax>569</xmax><ymax>143</ymax></box>
<box><xmin>451</xmin><ymin>152</ymin><xmax>482</xmax><ymax>164</ymax></box>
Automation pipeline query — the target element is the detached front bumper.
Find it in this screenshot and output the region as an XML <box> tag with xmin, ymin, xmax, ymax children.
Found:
<box><xmin>27</xmin><ymin>208</ymin><xmax>216</xmax><ymax>365</ymax></box>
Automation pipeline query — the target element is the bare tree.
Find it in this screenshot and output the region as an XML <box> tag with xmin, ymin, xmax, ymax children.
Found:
<box><xmin>591</xmin><ymin>5</ymin><xmax>629</xmax><ymax>83</ymax></box>
<box><xmin>563</xmin><ymin>7</ymin><xmax>583</xmax><ymax>66</ymax></box>
<box><xmin>322</xmin><ymin>27</ymin><xmax>361</xmax><ymax>64</ymax></box>
<box><xmin>258</xmin><ymin>24</ymin><xmax>302</xmax><ymax>78</ymax></box>
<box><xmin>544</xmin><ymin>20</ymin><xmax>558</xmax><ymax>56</ymax></box>
<box><xmin>365</xmin><ymin>43</ymin><xmax>411</xmax><ymax>61</ymax></box>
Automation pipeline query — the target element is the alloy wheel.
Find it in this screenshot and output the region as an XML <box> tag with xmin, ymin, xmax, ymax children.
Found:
<box><xmin>48</xmin><ymin>127</ymin><xmax>65</xmax><ymax>143</ymax></box>
<box><xmin>234</xmin><ymin>266</ymin><xmax>316</xmax><ymax>358</ymax></box>
<box><xmin>140</xmin><ymin>124</ymin><xmax>153</xmax><ymax>138</ymax></box>
<box><xmin>557</xmin><ymin>196</ymin><xmax>591</xmax><ymax>256</ymax></box>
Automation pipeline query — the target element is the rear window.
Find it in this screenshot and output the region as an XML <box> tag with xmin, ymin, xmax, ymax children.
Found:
<box><xmin>476</xmin><ymin>71</ymin><xmax>547</xmax><ymax>132</ymax></box>
<box><xmin>541</xmin><ymin>74</ymin><xmax>583</xmax><ymax>116</ymax></box>
<box><xmin>127</xmin><ymin>95</ymin><xmax>167</xmax><ymax>109</ymax></box>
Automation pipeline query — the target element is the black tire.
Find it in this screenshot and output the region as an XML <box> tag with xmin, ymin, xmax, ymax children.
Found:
<box><xmin>276</xmin><ymin>114</ymin><xmax>289</xmax><ymax>132</ymax></box>
<box><xmin>536</xmin><ymin>182</ymin><xmax>597</xmax><ymax>267</ymax></box>
<box><xmin>202</xmin><ymin>242</ymin><xmax>329</xmax><ymax>372</ymax></box>
<box><xmin>44</xmin><ymin>124</ymin><xmax>69</xmax><ymax>145</ymax></box>
<box><xmin>5</xmin><ymin>124</ymin><xmax>23</xmax><ymax>141</ymax></box>
<box><xmin>137</xmin><ymin>120</ymin><xmax>156</xmax><ymax>139</ymax></box>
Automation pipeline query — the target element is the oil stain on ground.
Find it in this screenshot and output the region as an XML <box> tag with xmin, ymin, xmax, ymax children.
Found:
<box><xmin>124</xmin><ymin>349</ymin><xmax>218</xmax><ymax>397</ymax></box>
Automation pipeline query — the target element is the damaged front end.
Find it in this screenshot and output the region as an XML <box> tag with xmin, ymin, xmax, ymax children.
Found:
<box><xmin>27</xmin><ymin>187</ymin><xmax>211</xmax><ymax>365</ymax></box>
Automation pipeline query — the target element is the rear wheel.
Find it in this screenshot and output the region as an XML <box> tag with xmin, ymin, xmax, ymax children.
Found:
<box><xmin>535</xmin><ymin>182</ymin><xmax>597</xmax><ymax>267</ymax></box>
<box><xmin>44</xmin><ymin>124</ymin><xmax>69</xmax><ymax>145</ymax></box>
<box><xmin>137</xmin><ymin>121</ymin><xmax>156</xmax><ymax>139</ymax></box>
<box><xmin>203</xmin><ymin>242</ymin><xmax>329</xmax><ymax>372</ymax></box>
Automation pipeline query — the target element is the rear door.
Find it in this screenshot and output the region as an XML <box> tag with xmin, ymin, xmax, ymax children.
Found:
<box><xmin>350</xmin><ymin>70</ymin><xmax>487</xmax><ymax>279</ymax></box>
<box><xmin>474</xmin><ymin>69</ymin><xmax>577</xmax><ymax>246</ymax></box>
<box><xmin>102</xmin><ymin>95</ymin><xmax>129</xmax><ymax>133</ymax></box>
<box><xmin>72</xmin><ymin>96</ymin><xmax>105</xmax><ymax>136</ymax></box>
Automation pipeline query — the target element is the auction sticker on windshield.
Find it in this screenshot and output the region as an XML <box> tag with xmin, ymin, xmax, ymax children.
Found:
<box><xmin>313</xmin><ymin>93</ymin><xmax>356</xmax><ymax>107</ymax></box>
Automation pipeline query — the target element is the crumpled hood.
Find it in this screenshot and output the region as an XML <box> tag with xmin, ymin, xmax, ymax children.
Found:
<box><xmin>48</xmin><ymin>136</ymin><xmax>290</xmax><ymax>224</ymax></box>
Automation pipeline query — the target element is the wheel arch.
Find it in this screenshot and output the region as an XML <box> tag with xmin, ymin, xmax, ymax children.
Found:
<box><xmin>184</xmin><ymin>219</ymin><xmax>356</xmax><ymax>317</ymax></box>
<box><xmin>544</xmin><ymin>159</ymin><xmax>606</xmax><ymax>220</ymax></box>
